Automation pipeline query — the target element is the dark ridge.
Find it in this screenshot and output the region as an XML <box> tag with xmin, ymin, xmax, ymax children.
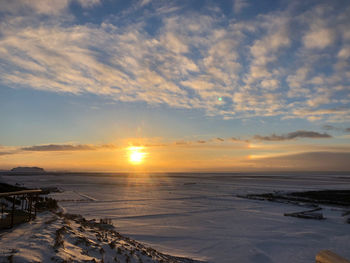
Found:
<box><xmin>240</xmin><ymin>190</ymin><xmax>350</xmax><ymax>207</ymax></box>
<box><xmin>290</xmin><ymin>190</ymin><xmax>350</xmax><ymax>206</ymax></box>
<box><xmin>0</xmin><ymin>183</ymin><xmax>27</xmax><ymax>193</ymax></box>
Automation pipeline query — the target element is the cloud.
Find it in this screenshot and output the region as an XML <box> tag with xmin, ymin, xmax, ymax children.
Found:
<box><xmin>247</xmin><ymin>152</ymin><xmax>350</xmax><ymax>171</ymax></box>
<box><xmin>175</xmin><ymin>141</ymin><xmax>188</xmax><ymax>146</ymax></box>
<box><xmin>139</xmin><ymin>0</ymin><xmax>152</xmax><ymax>7</ymax></box>
<box><xmin>322</xmin><ymin>125</ymin><xmax>336</xmax><ymax>130</ymax></box>
<box><xmin>0</xmin><ymin>0</ymin><xmax>100</xmax><ymax>15</ymax></box>
<box><xmin>253</xmin><ymin>130</ymin><xmax>332</xmax><ymax>141</ymax></box>
<box><xmin>260</xmin><ymin>79</ymin><xmax>279</xmax><ymax>90</ymax></box>
<box><xmin>300</xmin><ymin>3</ymin><xmax>338</xmax><ymax>50</ymax></box>
<box><xmin>14</xmin><ymin>136</ymin><xmax>249</xmax><ymax>154</ymax></box>
<box><xmin>248</xmin><ymin>13</ymin><xmax>290</xmax><ymax>68</ymax></box>
<box><xmin>303</xmin><ymin>27</ymin><xmax>335</xmax><ymax>49</ymax></box>
<box><xmin>0</xmin><ymin>0</ymin><xmax>70</xmax><ymax>15</ymax></box>
<box><xmin>0</xmin><ymin>0</ymin><xmax>349</xmax><ymax>123</ymax></box>
<box><xmin>161</xmin><ymin>32</ymin><xmax>189</xmax><ymax>54</ymax></box>
<box><xmin>338</xmin><ymin>46</ymin><xmax>350</xmax><ymax>59</ymax></box>
<box><xmin>306</xmin><ymin>93</ymin><xmax>331</xmax><ymax>108</ymax></box>
<box><xmin>322</xmin><ymin>125</ymin><xmax>350</xmax><ymax>133</ymax></box>
<box><xmin>233</xmin><ymin>0</ymin><xmax>249</xmax><ymax>14</ymax></box>
<box><xmin>77</xmin><ymin>0</ymin><xmax>100</xmax><ymax>8</ymax></box>
<box><xmin>0</xmin><ymin>146</ymin><xmax>21</xmax><ymax>156</ymax></box>
<box><xmin>21</xmin><ymin>144</ymin><xmax>116</xmax><ymax>151</ymax></box>
<box><xmin>290</xmin><ymin>107</ymin><xmax>350</xmax><ymax>122</ymax></box>
<box><xmin>0</xmin><ymin>151</ymin><xmax>15</xmax><ymax>156</ymax></box>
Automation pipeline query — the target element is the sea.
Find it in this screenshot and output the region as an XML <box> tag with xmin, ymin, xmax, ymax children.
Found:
<box><xmin>1</xmin><ymin>172</ymin><xmax>350</xmax><ymax>263</ymax></box>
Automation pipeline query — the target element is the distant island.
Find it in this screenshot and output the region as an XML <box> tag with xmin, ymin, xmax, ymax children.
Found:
<box><xmin>10</xmin><ymin>166</ymin><xmax>46</xmax><ymax>173</ymax></box>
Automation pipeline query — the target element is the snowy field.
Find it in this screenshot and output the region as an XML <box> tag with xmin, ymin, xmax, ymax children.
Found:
<box><xmin>1</xmin><ymin>172</ymin><xmax>350</xmax><ymax>263</ymax></box>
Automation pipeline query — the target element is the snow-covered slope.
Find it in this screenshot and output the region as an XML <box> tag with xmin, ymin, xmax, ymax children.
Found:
<box><xmin>0</xmin><ymin>211</ymin><xmax>203</xmax><ymax>263</ymax></box>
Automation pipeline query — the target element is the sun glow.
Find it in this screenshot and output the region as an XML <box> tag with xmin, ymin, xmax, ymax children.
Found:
<box><xmin>128</xmin><ymin>146</ymin><xmax>146</xmax><ymax>165</ymax></box>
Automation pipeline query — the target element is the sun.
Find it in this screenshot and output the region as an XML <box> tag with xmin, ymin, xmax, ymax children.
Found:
<box><xmin>128</xmin><ymin>146</ymin><xmax>146</xmax><ymax>165</ymax></box>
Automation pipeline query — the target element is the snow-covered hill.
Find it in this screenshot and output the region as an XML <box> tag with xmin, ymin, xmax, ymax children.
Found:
<box><xmin>0</xmin><ymin>211</ymin><xmax>203</xmax><ymax>263</ymax></box>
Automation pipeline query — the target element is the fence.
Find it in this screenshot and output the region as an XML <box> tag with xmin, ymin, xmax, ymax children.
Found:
<box><xmin>0</xmin><ymin>189</ymin><xmax>42</xmax><ymax>229</ymax></box>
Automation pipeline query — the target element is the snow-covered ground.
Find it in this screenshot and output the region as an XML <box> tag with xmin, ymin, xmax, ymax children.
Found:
<box><xmin>1</xmin><ymin>173</ymin><xmax>350</xmax><ymax>263</ymax></box>
<box><xmin>0</xmin><ymin>211</ymin><xmax>201</xmax><ymax>263</ymax></box>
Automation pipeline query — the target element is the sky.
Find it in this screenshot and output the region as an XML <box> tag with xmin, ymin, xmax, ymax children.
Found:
<box><xmin>0</xmin><ymin>0</ymin><xmax>350</xmax><ymax>172</ymax></box>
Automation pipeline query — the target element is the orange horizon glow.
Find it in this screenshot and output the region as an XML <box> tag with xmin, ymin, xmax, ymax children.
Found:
<box><xmin>0</xmin><ymin>138</ymin><xmax>349</xmax><ymax>172</ymax></box>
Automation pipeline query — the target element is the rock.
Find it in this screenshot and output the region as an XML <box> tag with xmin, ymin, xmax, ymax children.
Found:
<box><xmin>10</xmin><ymin>167</ymin><xmax>46</xmax><ymax>174</ymax></box>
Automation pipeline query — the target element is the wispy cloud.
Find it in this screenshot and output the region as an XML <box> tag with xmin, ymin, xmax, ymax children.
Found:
<box><xmin>247</xmin><ymin>151</ymin><xmax>350</xmax><ymax>171</ymax></box>
<box><xmin>322</xmin><ymin>125</ymin><xmax>350</xmax><ymax>133</ymax></box>
<box><xmin>0</xmin><ymin>0</ymin><xmax>100</xmax><ymax>15</ymax></box>
<box><xmin>21</xmin><ymin>144</ymin><xmax>117</xmax><ymax>151</ymax></box>
<box><xmin>15</xmin><ymin>138</ymin><xmax>245</xmax><ymax>153</ymax></box>
<box><xmin>253</xmin><ymin>130</ymin><xmax>332</xmax><ymax>141</ymax></box>
<box><xmin>0</xmin><ymin>151</ymin><xmax>15</xmax><ymax>156</ymax></box>
<box><xmin>233</xmin><ymin>0</ymin><xmax>249</xmax><ymax>14</ymax></box>
<box><xmin>322</xmin><ymin>125</ymin><xmax>337</xmax><ymax>130</ymax></box>
<box><xmin>0</xmin><ymin>0</ymin><xmax>349</xmax><ymax>123</ymax></box>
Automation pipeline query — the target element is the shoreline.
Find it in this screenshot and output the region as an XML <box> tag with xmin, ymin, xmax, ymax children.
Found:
<box><xmin>0</xmin><ymin>210</ymin><xmax>205</xmax><ymax>263</ymax></box>
<box><xmin>2</xmin><ymin>173</ymin><xmax>350</xmax><ymax>263</ymax></box>
<box><xmin>0</xmin><ymin>182</ymin><xmax>206</xmax><ymax>263</ymax></box>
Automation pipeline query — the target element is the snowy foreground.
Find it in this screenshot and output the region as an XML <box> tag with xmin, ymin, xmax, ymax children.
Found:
<box><xmin>1</xmin><ymin>173</ymin><xmax>350</xmax><ymax>263</ymax></box>
<box><xmin>0</xmin><ymin>211</ymin><xmax>201</xmax><ymax>263</ymax></box>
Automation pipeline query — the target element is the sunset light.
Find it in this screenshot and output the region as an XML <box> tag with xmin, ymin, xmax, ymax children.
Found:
<box><xmin>0</xmin><ymin>0</ymin><xmax>349</xmax><ymax>172</ymax></box>
<box><xmin>1</xmin><ymin>0</ymin><xmax>350</xmax><ymax>262</ymax></box>
<box><xmin>128</xmin><ymin>147</ymin><xmax>146</xmax><ymax>165</ymax></box>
